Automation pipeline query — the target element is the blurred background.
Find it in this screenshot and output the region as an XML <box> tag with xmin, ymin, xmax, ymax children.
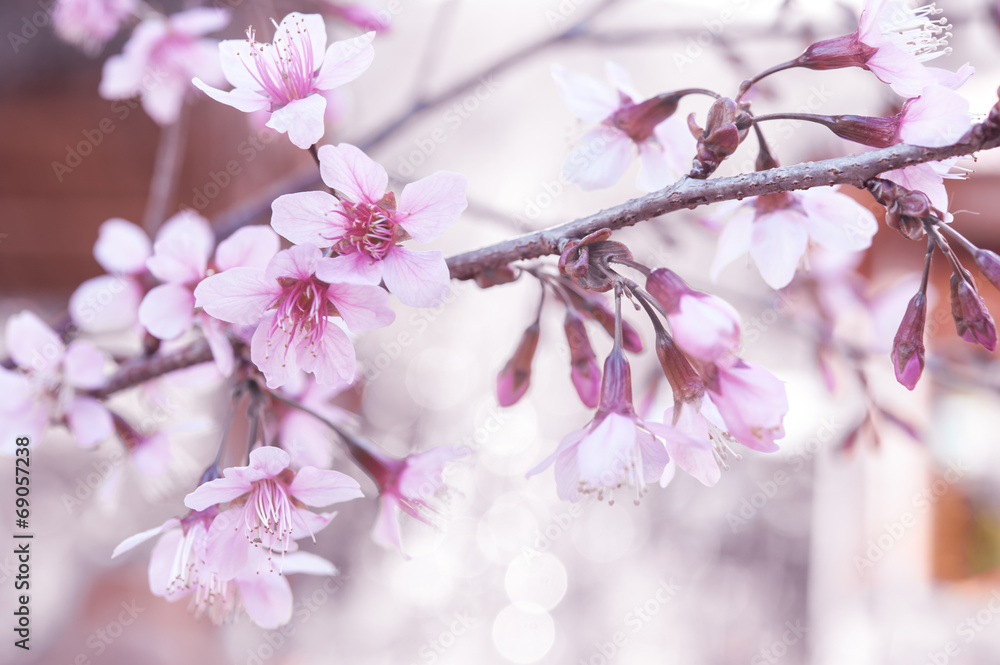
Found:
<box><xmin>4</xmin><ymin>0</ymin><xmax>1000</xmax><ymax>663</ymax></box>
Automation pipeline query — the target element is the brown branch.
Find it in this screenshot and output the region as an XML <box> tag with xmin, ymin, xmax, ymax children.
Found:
<box><xmin>445</xmin><ymin>125</ymin><xmax>1000</xmax><ymax>281</ymax></box>
<box><xmin>89</xmin><ymin>117</ymin><xmax>1000</xmax><ymax>397</ymax></box>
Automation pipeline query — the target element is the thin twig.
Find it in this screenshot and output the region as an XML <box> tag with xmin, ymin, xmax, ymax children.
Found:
<box><xmin>143</xmin><ymin>104</ymin><xmax>190</xmax><ymax>234</ymax></box>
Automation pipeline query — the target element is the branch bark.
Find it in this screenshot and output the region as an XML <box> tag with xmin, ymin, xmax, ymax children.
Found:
<box><xmin>91</xmin><ymin>115</ymin><xmax>1000</xmax><ymax>397</ymax></box>
<box><xmin>445</xmin><ymin>126</ymin><xmax>1000</xmax><ymax>280</ymax></box>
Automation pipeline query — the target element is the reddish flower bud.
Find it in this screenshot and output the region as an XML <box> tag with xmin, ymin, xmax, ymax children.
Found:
<box><xmin>645</xmin><ymin>268</ymin><xmax>688</xmax><ymax>313</ymax></box>
<box><xmin>795</xmin><ymin>33</ymin><xmax>877</xmax><ymax>71</ymax></box>
<box><xmin>654</xmin><ymin>329</ymin><xmax>705</xmax><ymax>413</ymax></box>
<box><xmin>558</xmin><ymin>229</ymin><xmax>632</xmax><ymax>292</ymax></box>
<box><xmin>497</xmin><ymin>321</ymin><xmax>540</xmax><ymax>406</ymax></box>
<box><xmin>689</xmin><ymin>97</ymin><xmax>752</xmax><ymax>179</ymax></box>
<box><xmin>891</xmin><ymin>292</ymin><xmax>927</xmax><ymax>390</ymax></box>
<box><xmin>824</xmin><ymin>113</ymin><xmax>900</xmax><ymax>148</ymax></box>
<box><xmin>565</xmin><ymin>312</ymin><xmax>601</xmax><ymax>408</ymax></box>
<box><xmin>610</xmin><ymin>92</ymin><xmax>681</xmax><ymax>143</ymax></box>
<box><xmin>474</xmin><ymin>266</ymin><xmax>519</xmax><ymax>289</ymax></box>
<box><xmin>950</xmin><ymin>275</ymin><xmax>998</xmax><ymax>351</ymax></box>
<box><xmin>973</xmin><ymin>247</ymin><xmax>1000</xmax><ymax>293</ymax></box>
<box><xmin>597</xmin><ymin>346</ymin><xmax>634</xmax><ymax>414</ymax></box>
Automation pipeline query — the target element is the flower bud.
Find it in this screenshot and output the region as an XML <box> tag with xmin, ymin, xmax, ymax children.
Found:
<box><xmin>563</xmin><ymin>287</ymin><xmax>643</xmax><ymax>353</ymax></box>
<box><xmin>645</xmin><ymin>268</ymin><xmax>688</xmax><ymax>313</ymax></box>
<box><xmin>825</xmin><ymin>114</ymin><xmax>899</xmax><ymax>148</ymax></box>
<box><xmin>647</xmin><ymin>269</ymin><xmax>741</xmax><ymax>362</ymax></box>
<box><xmin>950</xmin><ymin>275</ymin><xmax>998</xmax><ymax>351</ymax></box>
<box><xmin>474</xmin><ymin>266</ymin><xmax>519</xmax><ymax>289</ymax></box>
<box><xmin>497</xmin><ymin>321</ymin><xmax>540</xmax><ymax>406</ymax></box>
<box><xmin>654</xmin><ymin>329</ymin><xmax>705</xmax><ymax>413</ymax></box>
<box><xmin>795</xmin><ymin>33</ymin><xmax>877</xmax><ymax>71</ymax></box>
<box><xmin>597</xmin><ymin>346</ymin><xmax>634</xmax><ymax>414</ymax></box>
<box><xmin>611</xmin><ymin>93</ymin><xmax>681</xmax><ymax>143</ymax></box>
<box><xmin>891</xmin><ymin>292</ymin><xmax>927</xmax><ymax>390</ymax></box>
<box><xmin>565</xmin><ymin>312</ymin><xmax>601</xmax><ymax>408</ymax></box>
<box><xmin>973</xmin><ymin>248</ymin><xmax>1000</xmax><ymax>293</ymax></box>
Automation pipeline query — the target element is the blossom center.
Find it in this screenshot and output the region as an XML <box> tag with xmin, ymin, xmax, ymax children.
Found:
<box><xmin>243</xmin><ymin>477</ymin><xmax>297</xmax><ymax>554</ymax></box>
<box><xmin>268</xmin><ymin>277</ymin><xmax>334</xmax><ymax>361</ymax></box>
<box><xmin>240</xmin><ymin>16</ymin><xmax>317</xmax><ymax>108</ymax></box>
<box><xmin>337</xmin><ymin>201</ymin><xmax>397</xmax><ymax>261</ymax></box>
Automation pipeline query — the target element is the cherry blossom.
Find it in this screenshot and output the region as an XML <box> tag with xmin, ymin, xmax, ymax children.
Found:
<box><xmin>704</xmin><ymin>359</ymin><xmax>788</xmax><ymax>453</ymax></box>
<box><xmin>184</xmin><ymin>446</ymin><xmax>362</xmax><ymax>579</ymax></box>
<box><xmin>528</xmin><ymin>345</ymin><xmax>704</xmax><ymax>503</ymax></box>
<box><xmin>100</xmin><ymin>7</ymin><xmax>230</xmax><ymax>125</ymax></box>
<box><xmin>797</xmin><ymin>0</ymin><xmax>972</xmax><ymax>98</ymax></box>
<box><xmin>0</xmin><ymin>311</ymin><xmax>111</xmax><ymax>452</ymax></box>
<box><xmin>194</xmin><ymin>243</ymin><xmax>395</xmax><ymax>388</ymax></box>
<box><xmin>69</xmin><ymin>218</ymin><xmax>150</xmax><ymax>333</ymax></box>
<box><xmin>193</xmin><ymin>12</ymin><xmax>375</xmax><ymax>149</ymax></box>
<box><xmin>53</xmin><ymin>0</ymin><xmax>135</xmax><ymax>55</ymax></box>
<box><xmin>271</xmin><ymin>143</ymin><xmax>467</xmax><ymax>307</ymax></box>
<box><xmin>137</xmin><ymin>212</ymin><xmax>279</xmax><ymax>375</ymax></box>
<box><xmin>646</xmin><ymin>268</ymin><xmax>742</xmax><ymax>363</ymax></box>
<box><xmin>350</xmin><ymin>444</ymin><xmax>470</xmax><ymax>551</ymax></box>
<box><xmin>113</xmin><ymin>507</ymin><xmax>337</xmax><ymax>628</ymax></box>
<box><xmin>553</xmin><ymin>61</ymin><xmax>695</xmax><ymax>191</ymax></box>
<box><xmin>707</xmin><ymin>187</ymin><xmax>878</xmax><ymax>289</ymax></box>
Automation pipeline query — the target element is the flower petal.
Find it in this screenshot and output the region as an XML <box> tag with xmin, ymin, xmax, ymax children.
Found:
<box><xmin>139</xmin><ymin>283</ymin><xmax>196</xmax><ymax>340</ymax></box>
<box><xmin>69</xmin><ymin>275</ymin><xmax>143</xmax><ymax>333</ymax></box>
<box><xmin>94</xmin><ymin>218</ymin><xmax>151</xmax><ymax>274</ymax></box>
<box><xmin>318</xmin><ymin>143</ymin><xmax>387</xmax><ymax>203</ymax></box>
<box><xmin>193</xmin><ymin>77</ymin><xmax>270</xmax><ymax>112</ymax></box>
<box><xmin>314</xmin><ymin>252</ymin><xmax>384</xmax><ymax>285</ymax></box>
<box><xmin>326</xmin><ymin>283</ymin><xmax>395</xmax><ymax>332</ymax></box>
<box><xmin>267</xmin><ymin>94</ymin><xmax>328</xmax><ymax>149</ymax></box>
<box><xmin>215</xmin><ymin>225</ymin><xmax>281</xmax><ymax>272</ymax></box>
<box><xmin>7</xmin><ymin>311</ymin><xmax>64</xmax><ymax>373</ymax></box>
<box><xmin>112</xmin><ymin>518</ymin><xmax>180</xmax><ymax>558</ymax></box>
<box><xmin>380</xmin><ymin>247</ymin><xmax>451</xmax><ymax>307</ymax></box>
<box><xmin>288</xmin><ymin>467</ymin><xmax>363</xmax><ymax>506</ymax></box>
<box><xmin>237</xmin><ymin>569</ymin><xmax>293</xmax><ymax>629</ymax></box>
<box><xmin>195</xmin><ymin>267</ymin><xmax>280</xmax><ymax>325</ymax></box>
<box><xmin>63</xmin><ymin>340</ymin><xmax>108</xmax><ymax>389</ymax></box>
<box><xmin>750</xmin><ymin>210</ymin><xmax>809</xmax><ymax>289</ymax></box>
<box><xmin>67</xmin><ymin>396</ymin><xmax>113</xmax><ymax>448</ymax></box>
<box><xmin>314</xmin><ymin>31</ymin><xmax>376</xmax><ymax>90</ymax></box>
<box><xmin>563</xmin><ymin>129</ymin><xmax>632</xmax><ymax>190</ymax></box>
<box><xmin>271</xmin><ymin>191</ymin><xmax>344</xmax><ymax>247</ymax></box>
<box><xmin>551</xmin><ymin>64</ymin><xmax>618</xmax><ymax>123</ymax></box>
<box><xmin>397</xmin><ymin>171</ymin><xmax>468</xmax><ymax>242</ymax></box>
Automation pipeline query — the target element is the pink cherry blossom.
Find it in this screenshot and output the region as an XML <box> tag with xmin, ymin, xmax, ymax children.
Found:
<box><xmin>528</xmin><ymin>347</ymin><xmax>705</xmax><ymax>503</ymax></box>
<box><xmin>798</xmin><ymin>0</ymin><xmax>972</xmax><ymax>98</ymax></box>
<box><xmin>553</xmin><ymin>61</ymin><xmax>695</xmax><ymax>191</ymax></box>
<box><xmin>351</xmin><ymin>445</ymin><xmax>470</xmax><ymax>551</ymax></box>
<box><xmin>113</xmin><ymin>507</ymin><xmax>337</xmax><ymax>628</ymax></box>
<box><xmin>0</xmin><ymin>311</ymin><xmax>111</xmax><ymax>452</ymax></box>
<box><xmin>707</xmin><ymin>187</ymin><xmax>878</xmax><ymax>289</ymax></box>
<box><xmin>271</xmin><ymin>143</ymin><xmax>467</xmax><ymax>307</ymax></box>
<box><xmin>70</xmin><ymin>218</ymin><xmax>151</xmax><ymax>333</ymax></box>
<box><xmin>194</xmin><ymin>243</ymin><xmax>395</xmax><ymax>388</ymax></box>
<box><xmin>184</xmin><ymin>446</ymin><xmax>362</xmax><ymax>580</ymax></box>
<box><xmin>646</xmin><ymin>403</ymin><xmax>726</xmax><ymax>487</ymax></box>
<box><xmin>646</xmin><ymin>268</ymin><xmax>742</xmax><ymax>363</ymax></box>
<box><xmin>705</xmin><ymin>359</ymin><xmax>788</xmax><ymax>453</ymax></box>
<box><xmin>137</xmin><ymin>213</ymin><xmax>280</xmax><ymax>376</ymax></box>
<box><xmin>53</xmin><ymin>0</ymin><xmax>135</xmax><ymax>55</ymax></box>
<box><xmin>193</xmin><ymin>13</ymin><xmax>375</xmax><ymax>149</ymax></box>
<box><xmin>100</xmin><ymin>7</ymin><xmax>230</xmax><ymax>125</ymax></box>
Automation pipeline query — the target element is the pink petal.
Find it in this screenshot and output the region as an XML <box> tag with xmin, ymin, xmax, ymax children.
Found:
<box><xmin>206</xmin><ymin>506</ymin><xmax>251</xmax><ymax>580</ymax></box>
<box><xmin>710</xmin><ymin>207</ymin><xmax>754</xmax><ymax>281</ymax></box>
<box><xmin>636</xmin><ymin>429</ymin><xmax>671</xmax><ymax>486</ymax></box>
<box><xmin>563</xmin><ymin>129</ymin><xmax>633</xmax><ymax>190</ymax></box>
<box><xmin>200</xmin><ymin>313</ymin><xmax>235</xmax><ymax>377</ymax></box>
<box><xmin>193</xmin><ymin>77</ymin><xmax>270</xmax><ymax>113</ymax></box>
<box><xmin>288</xmin><ymin>467</ymin><xmax>363</xmax><ymax>506</ymax></box>
<box><xmin>94</xmin><ymin>218</ymin><xmax>151</xmax><ymax>274</ymax></box>
<box><xmin>147</xmin><ymin>211</ymin><xmax>214</xmax><ymax>284</ymax></box>
<box><xmin>800</xmin><ymin>187</ymin><xmax>877</xmax><ymax>252</ymax></box>
<box><xmin>63</xmin><ymin>340</ymin><xmax>108</xmax><ymax>389</ymax></box>
<box><xmin>899</xmin><ymin>85</ymin><xmax>971</xmax><ymax>148</ymax></box>
<box><xmin>750</xmin><ymin>210</ymin><xmax>809</xmax><ymax>289</ymax></box>
<box><xmin>264</xmin><ymin>244</ymin><xmax>323</xmax><ymax>281</ymax></box>
<box><xmin>279</xmin><ymin>551</ymin><xmax>338</xmax><ymax>576</ymax></box>
<box><xmin>325</xmin><ymin>283</ymin><xmax>395</xmax><ymax>332</ymax></box>
<box><xmin>314</xmin><ymin>252</ymin><xmax>384</xmax><ymax>285</ymax></box>
<box><xmin>148</xmin><ymin>529</ymin><xmax>185</xmax><ymax>599</ymax></box>
<box><xmin>278</xmin><ymin>12</ymin><xmax>327</xmax><ymax>66</ymax></box>
<box><xmin>138</xmin><ymin>283</ymin><xmax>196</xmax><ymax>340</ymax></box>
<box><xmin>314</xmin><ymin>31</ymin><xmax>376</xmax><ymax>90</ymax></box>
<box><xmin>6</xmin><ymin>310</ymin><xmax>63</xmax><ymax>372</ymax></box>
<box><xmin>380</xmin><ymin>247</ymin><xmax>451</xmax><ymax>307</ymax></box>
<box><xmin>636</xmin><ymin>141</ymin><xmax>675</xmax><ymax>192</ymax></box>
<box><xmin>216</xmin><ymin>39</ymin><xmax>264</xmax><ymax>90</ymax></box>
<box><xmin>69</xmin><ymin>275</ymin><xmax>143</xmax><ymax>333</ymax></box>
<box><xmin>397</xmin><ymin>171</ymin><xmax>468</xmax><ymax>243</ymax></box>
<box><xmin>551</xmin><ymin>64</ymin><xmax>618</xmax><ymax>123</ymax></box>
<box><xmin>237</xmin><ymin>569</ymin><xmax>293</xmax><ymax>629</ymax></box>
<box><xmin>267</xmin><ymin>94</ymin><xmax>328</xmax><ymax>149</ymax></box>
<box><xmin>372</xmin><ymin>498</ymin><xmax>402</xmax><ymax>549</ymax></box>
<box><xmin>603</xmin><ymin>61</ymin><xmax>640</xmax><ymax>101</ymax></box>
<box><xmin>317</xmin><ymin>143</ymin><xmax>387</xmax><ymax>203</ymax></box>
<box><xmin>67</xmin><ymin>396</ymin><xmax>113</xmax><ymax>448</ymax></box>
<box><xmin>576</xmin><ymin>413</ymin><xmax>636</xmax><ymax>486</ymax></box>
<box><xmin>271</xmin><ymin>191</ymin><xmax>344</xmax><ymax>247</ymax></box>
<box><xmin>251</xmin><ymin>313</ymin><xmax>297</xmax><ymax>389</ymax></box>
<box><xmin>882</xmin><ymin>162</ymin><xmax>950</xmax><ymax>214</ymax></box>
<box><xmin>215</xmin><ymin>226</ymin><xmax>281</xmax><ymax>272</ymax></box>
<box><xmin>297</xmin><ymin>323</ymin><xmax>356</xmax><ymax>387</ymax></box>
<box><xmin>167</xmin><ymin>6</ymin><xmax>229</xmax><ymax>35</ymax></box>
<box><xmin>112</xmin><ymin>517</ymin><xmax>180</xmax><ymax>558</ymax></box>
<box><xmin>184</xmin><ymin>477</ymin><xmax>251</xmax><ymax>511</ymax></box>
<box><xmin>141</xmin><ymin>76</ymin><xmax>185</xmax><ymax>126</ymax></box>
<box><xmin>194</xmin><ymin>267</ymin><xmax>281</xmax><ymax>325</ymax></box>
<box><xmin>0</xmin><ymin>367</ymin><xmax>34</xmax><ymax>412</ymax></box>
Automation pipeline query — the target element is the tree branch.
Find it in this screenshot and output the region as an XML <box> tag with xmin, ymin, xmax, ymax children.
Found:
<box><xmin>445</xmin><ymin>124</ymin><xmax>1000</xmax><ymax>280</ymax></box>
<box><xmin>89</xmin><ymin>114</ymin><xmax>1000</xmax><ymax>398</ymax></box>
